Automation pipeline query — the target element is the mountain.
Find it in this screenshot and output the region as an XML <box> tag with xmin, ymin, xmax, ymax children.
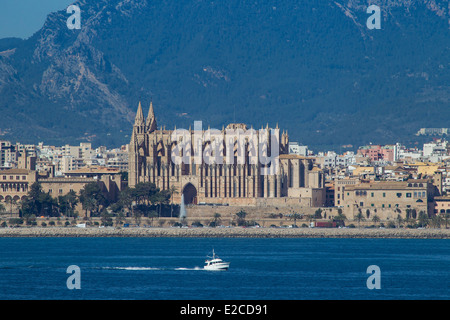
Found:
<box><xmin>0</xmin><ymin>0</ymin><xmax>449</xmax><ymax>151</ymax></box>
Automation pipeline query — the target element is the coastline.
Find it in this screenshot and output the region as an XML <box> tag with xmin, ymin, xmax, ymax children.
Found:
<box><xmin>0</xmin><ymin>226</ymin><xmax>449</xmax><ymax>239</ymax></box>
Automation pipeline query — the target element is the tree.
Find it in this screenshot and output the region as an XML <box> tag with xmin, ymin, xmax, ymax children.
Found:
<box><xmin>418</xmin><ymin>211</ymin><xmax>428</xmax><ymax>228</ymax></box>
<box><xmin>405</xmin><ymin>208</ymin><xmax>412</xmax><ymax>220</ymax></box>
<box><xmin>117</xmin><ymin>187</ymin><xmax>134</xmax><ymax>216</ymax></box>
<box><xmin>334</xmin><ymin>211</ymin><xmax>347</xmax><ymax>227</ymax></box>
<box><xmin>57</xmin><ymin>195</ymin><xmax>70</xmax><ymax>216</ymax></box>
<box><xmin>39</xmin><ymin>192</ymin><xmax>58</xmax><ymax>217</ymax></box>
<box><xmin>236</xmin><ymin>210</ymin><xmax>247</xmax><ymax>226</ymax></box>
<box><xmin>64</xmin><ymin>190</ymin><xmax>79</xmax><ymax>217</ymax></box>
<box><xmin>210</xmin><ymin>213</ymin><xmax>222</xmax><ymax>227</ymax></box>
<box><xmin>290</xmin><ymin>213</ymin><xmax>302</xmax><ymax>227</ymax></box>
<box><xmin>411</xmin><ymin>209</ymin><xmax>417</xmax><ymax>220</ymax></box>
<box><xmin>100</xmin><ymin>210</ymin><xmax>113</xmax><ymax>227</ymax></box>
<box><xmin>21</xmin><ymin>182</ymin><xmax>43</xmax><ymax>216</ymax></box>
<box><xmin>134</xmin><ymin>182</ymin><xmax>159</xmax><ymax>205</ymax></box>
<box><xmin>430</xmin><ymin>215</ymin><xmax>443</xmax><ymax>229</ymax></box>
<box><xmin>79</xmin><ymin>183</ymin><xmax>107</xmax><ymax>218</ymax></box>
<box><xmin>313</xmin><ymin>209</ymin><xmax>322</xmax><ymax>220</ymax></box>
<box><xmin>396</xmin><ymin>214</ymin><xmax>403</xmax><ymax>228</ymax></box>
<box><xmin>151</xmin><ymin>189</ymin><xmax>171</xmax><ymax>217</ymax></box>
<box><xmin>114</xmin><ymin>211</ymin><xmax>126</xmax><ymax>227</ymax></box>
<box><xmin>372</xmin><ymin>214</ymin><xmax>381</xmax><ymax>226</ymax></box>
<box><xmin>21</xmin><ymin>182</ymin><xmax>58</xmax><ymax>217</ymax></box>
<box><xmin>354</xmin><ymin>210</ymin><xmax>365</xmax><ymax>228</ymax></box>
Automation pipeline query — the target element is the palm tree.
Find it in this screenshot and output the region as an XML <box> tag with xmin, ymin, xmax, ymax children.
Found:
<box><xmin>396</xmin><ymin>214</ymin><xmax>403</xmax><ymax>228</ymax></box>
<box><xmin>354</xmin><ymin>209</ymin><xmax>365</xmax><ymax>228</ymax></box>
<box><xmin>418</xmin><ymin>211</ymin><xmax>428</xmax><ymax>228</ymax></box>
<box><xmin>210</xmin><ymin>213</ymin><xmax>222</xmax><ymax>227</ymax></box>
<box><xmin>335</xmin><ymin>211</ymin><xmax>347</xmax><ymax>227</ymax></box>
<box><xmin>290</xmin><ymin>213</ymin><xmax>302</xmax><ymax>227</ymax></box>
<box><xmin>115</xmin><ymin>212</ymin><xmax>125</xmax><ymax>227</ymax></box>
<box><xmin>236</xmin><ymin>210</ymin><xmax>247</xmax><ymax>226</ymax></box>
<box><xmin>430</xmin><ymin>215</ymin><xmax>443</xmax><ymax>229</ymax></box>
<box><xmin>372</xmin><ymin>214</ymin><xmax>381</xmax><ymax>227</ymax></box>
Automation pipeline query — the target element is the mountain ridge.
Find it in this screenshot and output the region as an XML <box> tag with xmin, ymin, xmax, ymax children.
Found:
<box><xmin>0</xmin><ymin>0</ymin><xmax>449</xmax><ymax>150</ymax></box>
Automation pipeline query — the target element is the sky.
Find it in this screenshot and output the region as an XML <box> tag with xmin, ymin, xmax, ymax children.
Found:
<box><xmin>0</xmin><ymin>0</ymin><xmax>75</xmax><ymax>39</ymax></box>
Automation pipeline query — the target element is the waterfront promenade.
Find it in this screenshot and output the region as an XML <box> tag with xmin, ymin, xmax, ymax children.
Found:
<box><xmin>0</xmin><ymin>226</ymin><xmax>449</xmax><ymax>239</ymax></box>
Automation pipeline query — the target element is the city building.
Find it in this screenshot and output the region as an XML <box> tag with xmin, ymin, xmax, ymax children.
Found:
<box><xmin>128</xmin><ymin>102</ymin><xmax>326</xmax><ymax>207</ymax></box>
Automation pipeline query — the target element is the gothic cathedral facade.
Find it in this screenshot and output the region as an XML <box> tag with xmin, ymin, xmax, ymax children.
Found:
<box><xmin>128</xmin><ymin>102</ymin><xmax>326</xmax><ymax>207</ymax></box>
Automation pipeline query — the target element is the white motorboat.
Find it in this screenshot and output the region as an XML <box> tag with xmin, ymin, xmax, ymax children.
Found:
<box><xmin>204</xmin><ymin>249</ymin><xmax>230</xmax><ymax>271</ymax></box>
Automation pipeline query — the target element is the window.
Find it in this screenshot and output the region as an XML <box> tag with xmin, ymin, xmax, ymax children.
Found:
<box><xmin>406</xmin><ymin>193</ymin><xmax>412</xmax><ymax>198</ymax></box>
<box><xmin>371</xmin><ymin>192</ymin><xmax>374</xmax><ymax>197</ymax></box>
<box><xmin>59</xmin><ymin>189</ymin><xmax>63</xmax><ymax>194</ymax></box>
<box><xmin>360</xmin><ymin>202</ymin><xmax>364</xmax><ymax>206</ymax></box>
<box><xmin>383</xmin><ymin>193</ymin><xmax>386</xmax><ymax>197</ymax></box>
<box><xmin>396</xmin><ymin>193</ymin><xmax>402</xmax><ymax>198</ymax></box>
<box><xmin>49</xmin><ymin>189</ymin><xmax>52</xmax><ymax>194</ymax></box>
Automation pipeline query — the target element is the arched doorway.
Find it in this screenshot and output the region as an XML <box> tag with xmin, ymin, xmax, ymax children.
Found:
<box><xmin>183</xmin><ymin>183</ymin><xmax>197</xmax><ymax>205</ymax></box>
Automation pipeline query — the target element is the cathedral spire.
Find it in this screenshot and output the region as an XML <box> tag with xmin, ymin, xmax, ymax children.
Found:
<box><xmin>134</xmin><ymin>101</ymin><xmax>145</xmax><ymax>126</ymax></box>
<box><xmin>146</xmin><ymin>100</ymin><xmax>157</xmax><ymax>132</ymax></box>
<box><xmin>133</xmin><ymin>101</ymin><xmax>145</xmax><ymax>134</ymax></box>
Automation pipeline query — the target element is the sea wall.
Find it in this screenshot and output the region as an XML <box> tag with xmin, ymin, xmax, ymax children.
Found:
<box><xmin>0</xmin><ymin>226</ymin><xmax>449</xmax><ymax>239</ymax></box>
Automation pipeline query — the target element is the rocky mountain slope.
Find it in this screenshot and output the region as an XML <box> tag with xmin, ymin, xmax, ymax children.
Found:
<box><xmin>0</xmin><ymin>0</ymin><xmax>449</xmax><ymax>150</ymax></box>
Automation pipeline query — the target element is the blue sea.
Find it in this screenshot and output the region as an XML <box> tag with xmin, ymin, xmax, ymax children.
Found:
<box><xmin>0</xmin><ymin>237</ymin><xmax>448</xmax><ymax>300</ymax></box>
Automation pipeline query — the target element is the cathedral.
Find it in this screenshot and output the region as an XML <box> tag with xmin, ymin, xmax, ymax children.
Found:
<box><xmin>128</xmin><ymin>102</ymin><xmax>326</xmax><ymax>207</ymax></box>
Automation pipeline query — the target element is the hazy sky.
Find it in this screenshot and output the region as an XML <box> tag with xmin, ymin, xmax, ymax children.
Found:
<box><xmin>0</xmin><ymin>0</ymin><xmax>75</xmax><ymax>39</ymax></box>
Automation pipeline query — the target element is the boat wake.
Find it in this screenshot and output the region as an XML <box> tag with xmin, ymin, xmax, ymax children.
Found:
<box><xmin>103</xmin><ymin>266</ymin><xmax>161</xmax><ymax>271</ymax></box>
<box><xmin>102</xmin><ymin>266</ymin><xmax>203</xmax><ymax>271</ymax></box>
<box><xmin>174</xmin><ymin>267</ymin><xmax>203</xmax><ymax>271</ymax></box>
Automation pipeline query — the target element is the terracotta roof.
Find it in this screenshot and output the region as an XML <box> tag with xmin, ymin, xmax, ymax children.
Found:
<box><xmin>0</xmin><ymin>169</ymin><xmax>33</xmax><ymax>174</ymax></box>
<box><xmin>67</xmin><ymin>166</ymin><xmax>120</xmax><ymax>174</ymax></box>
<box><xmin>345</xmin><ymin>180</ymin><xmax>429</xmax><ymax>190</ymax></box>
<box><xmin>279</xmin><ymin>154</ymin><xmax>311</xmax><ymax>160</ymax></box>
